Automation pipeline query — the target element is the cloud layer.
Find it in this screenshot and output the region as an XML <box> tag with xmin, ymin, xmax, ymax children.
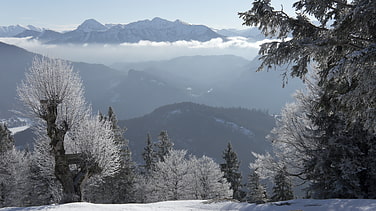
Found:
<box><xmin>0</xmin><ymin>37</ymin><xmax>273</xmax><ymax>64</ymax></box>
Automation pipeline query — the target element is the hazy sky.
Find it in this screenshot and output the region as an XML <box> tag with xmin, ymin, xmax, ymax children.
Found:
<box><xmin>1</xmin><ymin>0</ymin><xmax>297</xmax><ymax>31</ymax></box>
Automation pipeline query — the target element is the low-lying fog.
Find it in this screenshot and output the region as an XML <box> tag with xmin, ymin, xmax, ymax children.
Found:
<box><xmin>0</xmin><ymin>36</ymin><xmax>273</xmax><ymax>64</ymax></box>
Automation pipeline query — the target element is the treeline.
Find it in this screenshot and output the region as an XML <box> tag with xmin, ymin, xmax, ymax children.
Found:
<box><xmin>0</xmin><ymin>108</ymin><xmax>293</xmax><ymax>207</ymax></box>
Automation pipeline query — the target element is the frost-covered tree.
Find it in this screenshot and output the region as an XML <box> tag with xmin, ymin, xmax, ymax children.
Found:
<box><xmin>151</xmin><ymin>149</ymin><xmax>190</xmax><ymax>201</ymax></box>
<box><xmin>17</xmin><ymin>57</ymin><xmax>120</xmax><ymax>202</ymax></box>
<box><xmin>253</xmin><ymin>71</ymin><xmax>376</xmax><ymax>198</ymax></box>
<box><xmin>240</xmin><ymin>0</ymin><xmax>376</xmax><ymax>199</ymax></box>
<box><xmin>246</xmin><ymin>169</ymin><xmax>267</xmax><ymax>204</ymax></box>
<box><xmin>0</xmin><ymin>123</ymin><xmax>14</xmax><ymax>153</ymax></box>
<box><xmin>84</xmin><ymin>107</ymin><xmax>135</xmax><ymax>203</ymax></box>
<box><xmin>155</xmin><ymin>130</ymin><xmax>173</xmax><ymax>162</ymax></box>
<box><xmin>65</xmin><ymin>115</ymin><xmax>120</xmax><ymax>197</ymax></box>
<box><xmin>0</xmin><ymin>123</ymin><xmax>26</xmax><ymax>208</ymax></box>
<box><xmin>271</xmin><ymin>166</ymin><xmax>294</xmax><ymax>202</ymax></box>
<box><xmin>190</xmin><ymin>155</ymin><xmax>232</xmax><ymax>200</ymax></box>
<box><xmin>221</xmin><ymin>142</ymin><xmax>242</xmax><ymax>200</ymax></box>
<box><xmin>0</xmin><ymin>147</ymin><xmax>29</xmax><ymax>207</ymax></box>
<box><xmin>106</xmin><ymin>107</ymin><xmax>136</xmax><ymax>203</ymax></box>
<box><xmin>143</xmin><ymin>150</ymin><xmax>231</xmax><ymax>202</ymax></box>
<box><xmin>27</xmin><ymin>136</ymin><xmax>62</xmax><ymax>205</ymax></box>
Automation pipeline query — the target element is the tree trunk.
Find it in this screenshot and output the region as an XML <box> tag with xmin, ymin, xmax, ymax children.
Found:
<box><xmin>54</xmin><ymin>151</ymin><xmax>80</xmax><ymax>203</ymax></box>
<box><xmin>43</xmin><ymin>99</ymin><xmax>82</xmax><ymax>203</ymax></box>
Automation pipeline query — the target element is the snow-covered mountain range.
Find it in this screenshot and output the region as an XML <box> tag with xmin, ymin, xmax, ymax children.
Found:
<box><xmin>0</xmin><ymin>18</ymin><xmax>228</xmax><ymax>44</ymax></box>
<box><xmin>0</xmin><ymin>25</ymin><xmax>43</xmax><ymax>37</ymax></box>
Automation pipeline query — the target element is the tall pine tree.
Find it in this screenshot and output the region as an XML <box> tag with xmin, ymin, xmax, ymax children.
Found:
<box><xmin>221</xmin><ymin>142</ymin><xmax>242</xmax><ymax>200</ymax></box>
<box><xmin>142</xmin><ymin>133</ymin><xmax>157</xmax><ymax>175</ymax></box>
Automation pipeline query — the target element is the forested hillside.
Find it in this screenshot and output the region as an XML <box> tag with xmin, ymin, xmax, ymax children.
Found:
<box><xmin>121</xmin><ymin>102</ymin><xmax>275</xmax><ymax>179</ymax></box>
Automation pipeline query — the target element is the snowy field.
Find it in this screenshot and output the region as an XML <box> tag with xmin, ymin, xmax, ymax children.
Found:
<box><xmin>1</xmin><ymin>199</ymin><xmax>376</xmax><ymax>211</ymax></box>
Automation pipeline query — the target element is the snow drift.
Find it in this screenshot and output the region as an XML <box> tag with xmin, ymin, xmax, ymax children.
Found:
<box><xmin>1</xmin><ymin>199</ymin><xmax>376</xmax><ymax>211</ymax></box>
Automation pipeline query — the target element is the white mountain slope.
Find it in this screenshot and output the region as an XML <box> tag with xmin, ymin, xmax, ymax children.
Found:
<box><xmin>76</xmin><ymin>18</ymin><xmax>108</xmax><ymax>33</ymax></box>
<box><xmin>5</xmin><ymin>17</ymin><xmax>224</xmax><ymax>44</ymax></box>
<box><xmin>0</xmin><ymin>25</ymin><xmax>42</xmax><ymax>37</ymax></box>
<box><xmin>1</xmin><ymin>199</ymin><xmax>375</xmax><ymax>211</ymax></box>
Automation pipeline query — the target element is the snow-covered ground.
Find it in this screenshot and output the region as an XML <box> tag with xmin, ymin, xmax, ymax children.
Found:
<box><xmin>2</xmin><ymin>199</ymin><xmax>376</xmax><ymax>211</ymax></box>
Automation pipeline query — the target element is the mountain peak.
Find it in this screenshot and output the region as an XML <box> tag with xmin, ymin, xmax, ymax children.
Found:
<box><xmin>76</xmin><ymin>19</ymin><xmax>107</xmax><ymax>32</ymax></box>
<box><xmin>174</xmin><ymin>19</ymin><xmax>189</xmax><ymax>25</ymax></box>
<box><xmin>151</xmin><ymin>17</ymin><xmax>168</xmax><ymax>23</ymax></box>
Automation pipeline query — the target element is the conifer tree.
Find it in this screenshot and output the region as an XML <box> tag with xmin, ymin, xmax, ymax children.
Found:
<box><xmin>0</xmin><ymin>146</ymin><xmax>30</xmax><ymax>207</ymax></box>
<box><xmin>0</xmin><ymin>123</ymin><xmax>14</xmax><ymax>153</ymax></box>
<box><xmin>271</xmin><ymin>166</ymin><xmax>294</xmax><ymax>202</ymax></box>
<box><xmin>0</xmin><ymin>123</ymin><xmax>15</xmax><ymax>207</ymax></box>
<box><xmin>156</xmin><ymin>130</ymin><xmax>173</xmax><ymax>162</ymax></box>
<box><xmin>0</xmin><ymin>123</ymin><xmax>29</xmax><ymax>207</ymax></box>
<box><xmin>142</xmin><ymin>133</ymin><xmax>157</xmax><ymax>174</ymax></box>
<box><xmin>240</xmin><ymin>0</ymin><xmax>376</xmax><ymax>199</ymax></box>
<box><xmin>26</xmin><ymin>137</ymin><xmax>62</xmax><ymax>206</ymax></box>
<box><xmin>221</xmin><ymin>142</ymin><xmax>242</xmax><ymax>200</ymax></box>
<box><xmin>246</xmin><ymin>169</ymin><xmax>267</xmax><ymax>204</ymax></box>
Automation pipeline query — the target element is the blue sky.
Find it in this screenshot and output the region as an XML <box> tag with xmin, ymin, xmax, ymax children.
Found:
<box><xmin>1</xmin><ymin>0</ymin><xmax>296</xmax><ymax>31</ymax></box>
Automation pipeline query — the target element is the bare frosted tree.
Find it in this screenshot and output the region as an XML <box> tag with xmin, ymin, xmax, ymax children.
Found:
<box><xmin>65</xmin><ymin>116</ymin><xmax>120</xmax><ymax>178</ymax></box>
<box><xmin>190</xmin><ymin>155</ymin><xmax>232</xmax><ymax>200</ymax></box>
<box><xmin>17</xmin><ymin>56</ymin><xmax>120</xmax><ymax>203</ymax></box>
<box><xmin>152</xmin><ymin>149</ymin><xmax>190</xmax><ymax>201</ymax></box>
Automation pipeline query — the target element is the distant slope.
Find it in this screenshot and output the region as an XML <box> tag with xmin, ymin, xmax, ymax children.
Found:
<box><xmin>0</xmin><ymin>42</ymin><xmax>191</xmax><ymax>119</ymax></box>
<box><xmin>112</xmin><ymin>55</ymin><xmax>303</xmax><ymax>114</ymax></box>
<box><xmin>0</xmin><ymin>42</ymin><xmax>126</xmax><ymax>118</ymax></box>
<box><xmin>0</xmin><ymin>42</ymin><xmax>35</xmax><ymax>118</ymax></box>
<box><xmin>113</xmin><ymin>55</ymin><xmax>250</xmax><ymax>88</ymax></box>
<box><xmin>0</xmin><ymin>42</ymin><xmax>302</xmax><ymax>120</ymax></box>
<box><xmin>120</xmin><ymin>102</ymin><xmax>275</xmax><ymax>179</ymax></box>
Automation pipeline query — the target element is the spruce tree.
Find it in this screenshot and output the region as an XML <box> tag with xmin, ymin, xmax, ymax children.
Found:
<box><xmin>142</xmin><ymin>133</ymin><xmax>157</xmax><ymax>174</ymax></box>
<box><xmin>240</xmin><ymin>0</ymin><xmax>376</xmax><ymax>198</ymax></box>
<box><xmin>109</xmin><ymin>107</ymin><xmax>135</xmax><ymax>203</ymax></box>
<box><xmin>246</xmin><ymin>169</ymin><xmax>267</xmax><ymax>204</ymax></box>
<box><xmin>0</xmin><ymin>123</ymin><xmax>14</xmax><ymax>153</ymax></box>
<box><xmin>271</xmin><ymin>166</ymin><xmax>293</xmax><ymax>202</ymax></box>
<box><xmin>155</xmin><ymin>130</ymin><xmax>173</xmax><ymax>162</ymax></box>
<box><xmin>221</xmin><ymin>142</ymin><xmax>242</xmax><ymax>200</ymax></box>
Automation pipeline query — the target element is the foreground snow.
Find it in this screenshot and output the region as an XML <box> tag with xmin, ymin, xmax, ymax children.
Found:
<box><xmin>1</xmin><ymin>199</ymin><xmax>376</xmax><ymax>211</ymax></box>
